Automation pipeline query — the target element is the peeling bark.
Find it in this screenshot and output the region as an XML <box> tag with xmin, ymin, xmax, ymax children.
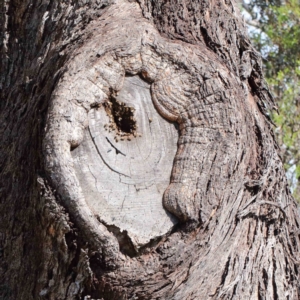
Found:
<box><xmin>1</xmin><ymin>0</ymin><xmax>300</xmax><ymax>299</ymax></box>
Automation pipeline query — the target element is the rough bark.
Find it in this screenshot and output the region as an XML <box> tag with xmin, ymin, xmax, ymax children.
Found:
<box><xmin>1</xmin><ymin>0</ymin><xmax>300</xmax><ymax>299</ymax></box>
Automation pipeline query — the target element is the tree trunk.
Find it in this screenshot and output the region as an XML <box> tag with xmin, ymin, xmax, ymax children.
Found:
<box><xmin>1</xmin><ymin>0</ymin><xmax>300</xmax><ymax>299</ymax></box>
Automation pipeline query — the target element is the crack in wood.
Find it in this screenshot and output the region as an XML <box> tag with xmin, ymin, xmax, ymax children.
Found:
<box><xmin>106</xmin><ymin>137</ymin><xmax>126</xmax><ymax>156</ymax></box>
<box><xmin>88</xmin><ymin>126</ymin><xmax>130</xmax><ymax>178</ymax></box>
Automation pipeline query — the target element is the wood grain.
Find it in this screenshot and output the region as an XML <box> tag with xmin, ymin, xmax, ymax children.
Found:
<box><xmin>72</xmin><ymin>76</ymin><xmax>178</xmax><ymax>248</ymax></box>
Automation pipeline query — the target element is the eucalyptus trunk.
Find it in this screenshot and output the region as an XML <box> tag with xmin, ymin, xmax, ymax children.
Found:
<box><xmin>1</xmin><ymin>0</ymin><xmax>300</xmax><ymax>299</ymax></box>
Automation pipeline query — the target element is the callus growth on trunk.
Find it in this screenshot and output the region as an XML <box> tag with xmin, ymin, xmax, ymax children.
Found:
<box><xmin>1</xmin><ymin>0</ymin><xmax>299</xmax><ymax>299</ymax></box>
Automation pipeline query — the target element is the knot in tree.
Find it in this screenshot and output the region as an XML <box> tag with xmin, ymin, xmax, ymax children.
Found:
<box><xmin>1</xmin><ymin>0</ymin><xmax>300</xmax><ymax>299</ymax></box>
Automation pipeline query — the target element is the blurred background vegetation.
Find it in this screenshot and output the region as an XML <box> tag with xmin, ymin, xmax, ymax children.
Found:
<box><xmin>242</xmin><ymin>0</ymin><xmax>300</xmax><ymax>201</ymax></box>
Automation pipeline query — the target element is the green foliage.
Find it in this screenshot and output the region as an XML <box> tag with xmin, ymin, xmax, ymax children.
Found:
<box><xmin>244</xmin><ymin>0</ymin><xmax>300</xmax><ymax>200</ymax></box>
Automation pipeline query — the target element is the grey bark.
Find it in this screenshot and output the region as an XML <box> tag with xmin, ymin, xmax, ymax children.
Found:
<box><xmin>1</xmin><ymin>0</ymin><xmax>300</xmax><ymax>299</ymax></box>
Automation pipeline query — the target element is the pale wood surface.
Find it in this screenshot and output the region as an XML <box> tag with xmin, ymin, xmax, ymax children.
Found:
<box><xmin>72</xmin><ymin>76</ymin><xmax>178</xmax><ymax>247</ymax></box>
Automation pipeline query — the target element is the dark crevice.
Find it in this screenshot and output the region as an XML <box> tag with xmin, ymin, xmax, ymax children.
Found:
<box><xmin>243</xmin><ymin>256</ymin><xmax>249</xmax><ymax>270</ymax></box>
<box><xmin>104</xmin><ymin>96</ymin><xmax>137</xmax><ymax>134</ymax></box>
<box><xmin>262</xmin><ymin>268</ymin><xmax>268</xmax><ymax>289</ymax></box>
<box><xmin>258</xmin><ymin>282</ymin><xmax>264</xmax><ymax>300</ymax></box>
<box><xmin>96</xmin><ymin>215</ymin><xmax>137</xmax><ymax>257</ymax></box>
<box><xmin>220</xmin><ymin>256</ymin><xmax>231</xmax><ymax>286</ymax></box>
<box><xmin>272</xmin><ymin>252</ymin><xmax>279</xmax><ymax>300</ymax></box>
<box><xmin>206</xmin><ymin>179</ymin><xmax>211</xmax><ymax>193</ymax></box>
<box><xmin>200</xmin><ymin>26</ymin><xmax>211</xmax><ymax>49</ymax></box>
<box><xmin>65</xmin><ymin>230</ymin><xmax>81</xmax><ymax>279</ymax></box>
<box><xmin>248</xmin><ymin>76</ymin><xmax>259</xmax><ymax>96</ymax></box>
<box><xmin>230</xmin><ymin>283</ymin><xmax>238</xmax><ymax>300</ymax></box>
<box><xmin>105</xmin><ymin>224</ymin><xmax>138</xmax><ymax>257</ymax></box>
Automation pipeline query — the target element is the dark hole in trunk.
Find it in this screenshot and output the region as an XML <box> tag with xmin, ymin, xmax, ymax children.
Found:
<box><xmin>103</xmin><ymin>96</ymin><xmax>137</xmax><ymax>134</ymax></box>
